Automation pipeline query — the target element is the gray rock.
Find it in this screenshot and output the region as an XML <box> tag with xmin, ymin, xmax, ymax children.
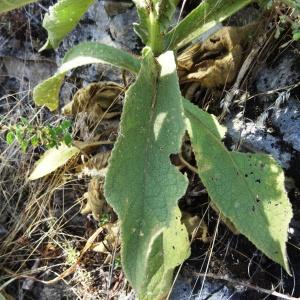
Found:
<box><xmin>57</xmin><ymin>1</ymin><xmax>138</xmax><ymax>58</ymax></box>
<box><xmin>227</xmin><ymin>117</ymin><xmax>292</xmax><ymax>168</ymax></box>
<box><xmin>193</xmin><ymin>282</ymin><xmax>236</xmax><ymax>300</ymax></box>
<box><xmin>1</xmin><ymin>56</ymin><xmax>57</xmax><ymax>88</ymax></box>
<box><xmin>170</xmin><ymin>279</ymin><xmax>192</xmax><ymax>299</ymax></box>
<box><xmin>271</xmin><ymin>98</ymin><xmax>300</xmax><ymax>152</ymax></box>
<box><xmin>169</xmin><ymin>277</ymin><xmax>240</xmax><ymax>300</ymax></box>
<box><xmin>226</xmin><ymin>51</ymin><xmax>300</xmax><ymax>170</ymax></box>
<box><xmin>36</xmin><ymin>282</ymin><xmax>76</xmax><ymax>300</ymax></box>
<box><xmin>109</xmin><ymin>8</ymin><xmax>139</xmax><ymax>50</ymax></box>
<box><xmin>256</xmin><ymin>51</ymin><xmax>300</xmax><ymax>95</ymax></box>
<box><xmin>57</xmin><ymin>1</ymin><xmax>115</xmax><ymax>63</ymax></box>
<box><xmin>104</xmin><ymin>1</ymin><xmax>134</xmax><ymax>17</ymax></box>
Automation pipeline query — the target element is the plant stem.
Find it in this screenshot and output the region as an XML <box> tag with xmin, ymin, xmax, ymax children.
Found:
<box><xmin>148</xmin><ymin>11</ymin><xmax>163</xmax><ymax>56</ymax></box>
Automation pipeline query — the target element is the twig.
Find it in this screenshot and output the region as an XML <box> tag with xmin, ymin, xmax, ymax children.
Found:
<box><xmin>220</xmin><ymin>46</ymin><xmax>261</xmax><ymax>120</ymax></box>
<box><xmin>0</xmin><ymin>227</ymin><xmax>104</xmax><ymax>289</ymax></box>
<box><xmin>191</xmin><ymin>272</ymin><xmax>299</xmax><ymax>300</ymax></box>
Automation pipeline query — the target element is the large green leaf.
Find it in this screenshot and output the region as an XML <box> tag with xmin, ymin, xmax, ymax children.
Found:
<box><xmin>40</xmin><ymin>0</ymin><xmax>95</xmax><ymax>51</ymax></box>
<box><xmin>164</xmin><ymin>0</ymin><xmax>251</xmax><ymax>50</ymax></box>
<box><xmin>144</xmin><ymin>206</ymin><xmax>190</xmax><ymax>299</ymax></box>
<box><xmin>0</xmin><ymin>0</ymin><xmax>38</xmax><ymax>13</ymax></box>
<box><xmin>104</xmin><ymin>49</ymin><xmax>189</xmax><ymax>298</ymax></box>
<box><xmin>33</xmin><ymin>42</ymin><xmax>141</xmax><ymax>111</ymax></box>
<box><xmin>183</xmin><ymin>99</ymin><xmax>292</xmax><ymax>274</ymax></box>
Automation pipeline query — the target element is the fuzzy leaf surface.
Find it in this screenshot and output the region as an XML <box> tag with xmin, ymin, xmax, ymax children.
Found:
<box><xmin>29</xmin><ymin>143</ymin><xmax>79</xmax><ymax>180</ymax></box>
<box><xmin>183</xmin><ymin>99</ymin><xmax>292</xmax><ymax>274</ymax></box>
<box><xmin>104</xmin><ymin>49</ymin><xmax>188</xmax><ymax>297</ymax></box>
<box><xmin>156</xmin><ymin>0</ymin><xmax>179</xmax><ymax>32</ymax></box>
<box><xmin>133</xmin><ymin>0</ymin><xmax>179</xmax><ymax>46</ymax></box>
<box><xmin>132</xmin><ymin>0</ymin><xmax>149</xmax><ymax>44</ymax></box>
<box><xmin>0</xmin><ymin>0</ymin><xmax>38</xmax><ymax>13</ymax></box>
<box><xmin>165</xmin><ymin>0</ymin><xmax>251</xmax><ymax>50</ymax></box>
<box><xmin>143</xmin><ymin>206</ymin><xmax>190</xmax><ymax>299</ymax></box>
<box><xmin>33</xmin><ymin>42</ymin><xmax>140</xmax><ymax>111</ymax></box>
<box><xmin>40</xmin><ymin>0</ymin><xmax>95</xmax><ymax>50</ymax></box>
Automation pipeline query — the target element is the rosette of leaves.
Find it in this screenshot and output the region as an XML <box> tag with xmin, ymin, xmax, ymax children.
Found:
<box><xmin>3</xmin><ymin>1</ymin><xmax>293</xmax><ymax>299</ymax></box>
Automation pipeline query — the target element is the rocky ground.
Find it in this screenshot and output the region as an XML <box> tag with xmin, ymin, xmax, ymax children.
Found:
<box><xmin>0</xmin><ymin>1</ymin><xmax>300</xmax><ymax>299</ymax></box>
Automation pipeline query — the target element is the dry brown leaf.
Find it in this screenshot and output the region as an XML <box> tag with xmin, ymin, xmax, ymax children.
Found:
<box><xmin>81</xmin><ymin>177</ymin><xmax>112</xmax><ymax>220</ymax></box>
<box><xmin>78</xmin><ymin>151</ymin><xmax>111</xmax><ymax>178</ymax></box>
<box><xmin>92</xmin><ymin>222</ymin><xmax>121</xmax><ymax>264</ymax></box>
<box><xmin>181</xmin><ymin>212</ymin><xmax>209</xmax><ymax>243</ymax></box>
<box><xmin>178</xmin><ymin>24</ymin><xmax>257</xmax><ymax>93</ymax></box>
<box><xmin>62</xmin><ymin>82</ymin><xmax>123</xmax><ymax>123</ymax></box>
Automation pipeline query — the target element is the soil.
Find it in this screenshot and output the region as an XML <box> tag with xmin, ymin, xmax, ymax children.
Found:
<box><xmin>0</xmin><ymin>1</ymin><xmax>300</xmax><ymax>300</ymax></box>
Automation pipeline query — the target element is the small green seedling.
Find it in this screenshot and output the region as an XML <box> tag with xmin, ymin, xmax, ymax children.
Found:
<box><xmin>5</xmin><ymin>117</ymin><xmax>72</xmax><ymax>152</ymax></box>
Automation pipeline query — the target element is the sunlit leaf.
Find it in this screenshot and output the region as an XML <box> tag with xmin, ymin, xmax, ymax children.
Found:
<box><xmin>104</xmin><ymin>49</ymin><xmax>189</xmax><ymax>299</ymax></box>
<box><xmin>165</xmin><ymin>0</ymin><xmax>251</xmax><ymax>50</ymax></box>
<box><xmin>40</xmin><ymin>0</ymin><xmax>95</xmax><ymax>50</ymax></box>
<box><xmin>33</xmin><ymin>42</ymin><xmax>140</xmax><ymax>111</ymax></box>
<box><xmin>0</xmin><ymin>0</ymin><xmax>38</xmax><ymax>13</ymax></box>
<box><xmin>183</xmin><ymin>98</ymin><xmax>292</xmax><ymax>274</ymax></box>
<box><xmin>29</xmin><ymin>143</ymin><xmax>79</xmax><ymax>180</ymax></box>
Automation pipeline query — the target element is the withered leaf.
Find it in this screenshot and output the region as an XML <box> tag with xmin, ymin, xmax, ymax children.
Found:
<box><xmin>178</xmin><ymin>24</ymin><xmax>256</xmax><ymax>90</ymax></box>
<box><xmin>81</xmin><ymin>177</ymin><xmax>113</xmax><ymax>220</ymax></box>
<box><xmin>79</xmin><ymin>152</ymin><xmax>112</xmax><ymax>219</ymax></box>
<box><xmin>62</xmin><ymin>82</ymin><xmax>124</xmax><ymax>123</ymax></box>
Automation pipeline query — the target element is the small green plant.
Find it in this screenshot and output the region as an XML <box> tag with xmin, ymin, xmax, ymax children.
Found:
<box><xmin>65</xmin><ymin>244</ymin><xmax>80</xmax><ymax>266</ymax></box>
<box><xmin>99</xmin><ymin>212</ymin><xmax>110</xmax><ymax>227</ymax></box>
<box><xmin>4</xmin><ymin>118</ymin><xmax>72</xmax><ymax>152</ymax></box>
<box><xmin>1</xmin><ymin>1</ymin><xmax>293</xmax><ymax>299</ymax></box>
<box><xmin>275</xmin><ymin>0</ymin><xmax>300</xmax><ymax>40</ymax></box>
<box><xmin>289</xmin><ymin>0</ymin><xmax>300</xmax><ymax>40</ymax></box>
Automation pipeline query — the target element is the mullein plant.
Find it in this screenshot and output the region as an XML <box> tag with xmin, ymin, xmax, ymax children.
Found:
<box><xmin>1</xmin><ymin>1</ymin><xmax>293</xmax><ymax>299</ymax></box>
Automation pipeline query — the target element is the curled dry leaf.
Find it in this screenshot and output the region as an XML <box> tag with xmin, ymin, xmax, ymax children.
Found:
<box><xmin>62</xmin><ymin>82</ymin><xmax>124</xmax><ymax>123</ymax></box>
<box><xmin>78</xmin><ymin>151</ymin><xmax>111</xmax><ymax>178</ymax></box>
<box><xmin>81</xmin><ymin>177</ymin><xmax>113</xmax><ymax>220</ymax></box>
<box><xmin>177</xmin><ymin>24</ymin><xmax>257</xmax><ymax>95</ymax></box>
<box><xmin>80</xmin><ymin>152</ymin><xmax>112</xmax><ymax>219</ymax></box>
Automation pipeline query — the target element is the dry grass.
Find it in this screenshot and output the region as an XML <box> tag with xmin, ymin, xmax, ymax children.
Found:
<box><xmin>0</xmin><ymin>95</ymin><xmax>127</xmax><ymax>299</ymax></box>
<box><xmin>0</xmin><ymin>15</ymin><xmax>126</xmax><ymax>299</ymax></box>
